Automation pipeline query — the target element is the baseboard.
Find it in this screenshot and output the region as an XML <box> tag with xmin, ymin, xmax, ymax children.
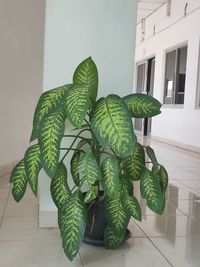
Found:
<box><xmin>0</xmin><ymin>160</ymin><xmax>18</xmax><ymax>177</ymax></box>
<box><xmin>150</xmin><ymin>135</ymin><xmax>200</xmax><ymax>154</ymax></box>
<box><xmin>39</xmin><ymin>210</ymin><xmax>58</xmax><ymax>228</ymax></box>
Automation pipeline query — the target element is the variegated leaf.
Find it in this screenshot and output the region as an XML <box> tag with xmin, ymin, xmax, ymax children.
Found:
<box><xmin>84</xmin><ymin>186</ymin><xmax>98</xmax><ymax>204</ymax></box>
<box><xmin>90</xmin><ymin>95</ymin><xmax>136</xmax><ymax>158</ymax></box>
<box><xmin>140</xmin><ymin>169</ymin><xmax>164</xmax><ymax>214</ymax></box>
<box><xmin>10</xmin><ymin>160</ymin><xmax>28</xmax><ymax>202</ymax></box>
<box><xmin>146</xmin><ymin>146</ymin><xmax>158</xmax><ymax>165</ymax></box>
<box><xmin>31</xmin><ymin>85</ymin><xmax>70</xmax><ymax>141</ymax></box>
<box><xmin>76</xmin><ymin>139</ymin><xmax>91</xmax><ymax>150</ymax></box>
<box><xmin>101</xmin><ymin>156</ymin><xmax>119</xmax><ymax>198</ymax></box>
<box><xmin>64</xmin><ymin>84</ymin><xmax>96</xmax><ymax>128</ymax></box>
<box><xmin>123</xmin><ymin>143</ymin><xmax>145</xmax><ymax>181</ymax></box>
<box><xmin>70</xmin><ymin>152</ymin><xmax>81</xmax><ymax>186</ymax></box>
<box><xmin>122</xmin><ymin>195</ymin><xmax>141</xmax><ymax>221</ymax></box>
<box><xmin>73</xmin><ymin>57</ymin><xmax>98</xmax><ymax>101</ymax></box>
<box><xmin>120</xmin><ymin>175</ymin><xmax>134</xmax><ymax>196</ymax></box>
<box><xmin>105</xmin><ymin>196</ymin><xmax>130</xmax><ymax>236</ymax></box>
<box><xmin>50</xmin><ymin>162</ymin><xmax>71</xmax><ymax>209</ymax></box>
<box><xmin>78</xmin><ymin>150</ymin><xmax>100</xmax><ymax>185</ymax></box>
<box><xmin>58</xmin><ymin>190</ymin><xmax>86</xmax><ymax>261</ymax></box>
<box><xmin>24</xmin><ymin>144</ymin><xmax>42</xmax><ymax>196</ymax></box>
<box><xmin>39</xmin><ymin>109</ymin><xmax>66</xmax><ymax>177</ymax></box>
<box><xmin>104</xmin><ymin>225</ymin><xmax>124</xmax><ymax>249</ymax></box>
<box><xmin>159</xmin><ymin>165</ymin><xmax>168</xmax><ymax>192</ymax></box>
<box><xmin>123</xmin><ymin>93</ymin><xmax>162</xmax><ymax>118</ymax></box>
<box><xmin>151</xmin><ymin>163</ymin><xmax>168</xmax><ymax>193</ymax></box>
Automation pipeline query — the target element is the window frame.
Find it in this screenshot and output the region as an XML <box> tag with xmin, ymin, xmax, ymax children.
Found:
<box><xmin>163</xmin><ymin>42</ymin><xmax>188</xmax><ymax>108</ymax></box>
<box><xmin>195</xmin><ymin>40</ymin><xmax>200</xmax><ymax>109</ymax></box>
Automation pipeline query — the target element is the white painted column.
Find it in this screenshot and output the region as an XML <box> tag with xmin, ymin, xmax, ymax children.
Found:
<box><xmin>39</xmin><ymin>0</ymin><xmax>138</xmax><ymax>227</ymax></box>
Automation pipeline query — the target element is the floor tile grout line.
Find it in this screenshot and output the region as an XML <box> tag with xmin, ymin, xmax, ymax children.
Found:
<box><xmin>0</xmin><ymin>187</ymin><xmax>11</xmax><ymax>228</ymax></box>
<box><xmin>0</xmin><ymin>238</ymin><xmax>61</xmax><ymax>242</ymax></box>
<box><xmin>79</xmin><ymin>251</ymin><xmax>85</xmax><ymax>267</ymax></box>
<box><xmin>132</xmin><ymin>219</ymin><xmax>174</xmax><ymax>267</ymax></box>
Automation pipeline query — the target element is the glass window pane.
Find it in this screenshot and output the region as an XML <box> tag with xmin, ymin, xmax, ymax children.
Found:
<box><xmin>164</xmin><ymin>50</ymin><xmax>176</xmax><ymax>104</ymax></box>
<box><xmin>136</xmin><ymin>63</ymin><xmax>146</xmax><ymax>93</ymax></box>
<box><xmin>175</xmin><ymin>46</ymin><xmax>187</xmax><ymax>104</ymax></box>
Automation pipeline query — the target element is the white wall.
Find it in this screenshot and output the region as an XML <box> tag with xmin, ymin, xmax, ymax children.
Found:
<box><xmin>43</xmin><ymin>0</ymin><xmax>137</xmax><ymax>96</ymax></box>
<box><xmin>39</xmin><ymin>0</ymin><xmax>138</xmax><ymax>225</ymax></box>
<box><xmin>0</xmin><ymin>0</ymin><xmax>45</xmax><ymax>168</ymax></box>
<box><xmin>135</xmin><ymin>0</ymin><xmax>200</xmax><ymax>149</ymax></box>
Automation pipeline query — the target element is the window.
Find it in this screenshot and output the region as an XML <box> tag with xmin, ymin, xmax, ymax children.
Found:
<box><xmin>196</xmin><ymin>44</ymin><xmax>200</xmax><ymax>108</ymax></box>
<box><xmin>136</xmin><ymin>63</ymin><xmax>146</xmax><ymax>93</ymax></box>
<box><xmin>164</xmin><ymin>46</ymin><xmax>187</xmax><ymax>105</ymax></box>
<box><xmin>135</xmin><ymin>58</ymin><xmax>155</xmax><ymax>134</ymax></box>
<box><xmin>166</xmin><ymin>0</ymin><xmax>171</xmax><ymax>16</ymax></box>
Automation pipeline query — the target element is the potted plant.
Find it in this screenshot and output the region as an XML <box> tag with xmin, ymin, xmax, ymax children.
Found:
<box><xmin>10</xmin><ymin>57</ymin><xmax>168</xmax><ymax>261</ymax></box>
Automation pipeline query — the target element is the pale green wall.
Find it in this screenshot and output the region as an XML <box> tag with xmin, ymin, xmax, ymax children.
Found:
<box><xmin>39</xmin><ymin>0</ymin><xmax>138</xmax><ymax>217</ymax></box>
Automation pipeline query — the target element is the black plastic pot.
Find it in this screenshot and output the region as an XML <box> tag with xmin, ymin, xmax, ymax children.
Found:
<box><xmin>83</xmin><ymin>197</ymin><xmax>131</xmax><ymax>246</ymax></box>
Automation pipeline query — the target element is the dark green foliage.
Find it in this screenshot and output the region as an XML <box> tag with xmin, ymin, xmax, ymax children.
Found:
<box><xmin>58</xmin><ymin>191</ymin><xmax>86</xmax><ymax>261</ymax></box>
<box><xmin>10</xmin><ymin>159</ymin><xmax>28</xmax><ymax>202</ymax></box>
<box><xmin>50</xmin><ymin>162</ymin><xmax>71</xmax><ymax>209</ymax></box>
<box><xmin>123</xmin><ymin>143</ymin><xmax>145</xmax><ymax>181</ymax></box>
<box><xmin>24</xmin><ymin>144</ymin><xmax>42</xmax><ymax>196</ymax></box>
<box><xmin>101</xmin><ymin>156</ymin><xmax>119</xmax><ymax>198</ymax></box>
<box><xmin>123</xmin><ymin>93</ymin><xmax>162</xmax><ymax>118</ymax></box>
<box><xmin>140</xmin><ymin>169</ymin><xmax>165</xmax><ymax>214</ymax></box>
<box><xmin>10</xmin><ymin>57</ymin><xmax>168</xmax><ymax>261</ymax></box>
<box><xmin>38</xmin><ymin>109</ymin><xmax>66</xmax><ymax>177</ymax></box>
<box><xmin>90</xmin><ymin>95</ymin><xmax>136</xmax><ymax>158</ymax></box>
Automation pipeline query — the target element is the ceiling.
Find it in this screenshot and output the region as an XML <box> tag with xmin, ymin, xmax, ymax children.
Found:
<box><xmin>137</xmin><ymin>0</ymin><xmax>167</xmax><ymax>23</ymax></box>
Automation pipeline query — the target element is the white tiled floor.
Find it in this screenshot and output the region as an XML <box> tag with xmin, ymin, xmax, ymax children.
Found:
<box><xmin>0</xmin><ymin>137</ymin><xmax>200</xmax><ymax>266</ymax></box>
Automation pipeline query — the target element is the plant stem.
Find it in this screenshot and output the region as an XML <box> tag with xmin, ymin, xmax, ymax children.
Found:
<box><xmin>84</xmin><ymin>118</ymin><xmax>91</xmax><ymax>129</ymax></box>
<box><xmin>60</xmin><ymin>129</ymin><xmax>91</xmax><ymax>162</ymax></box>
<box><xmin>62</xmin><ymin>134</ymin><xmax>90</xmax><ymax>143</ymax></box>
<box><xmin>110</xmin><ymin>148</ymin><xmax>117</xmax><ymax>158</ymax></box>
<box><xmin>70</xmin><ymin>184</ymin><xmax>77</xmax><ymax>193</ymax></box>
<box><xmin>60</xmin><ymin>148</ymin><xmax>85</xmax><ymax>153</ymax></box>
<box><xmin>70</xmin><ymin>179</ymin><xmax>85</xmax><ymax>193</ymax></box>
<box><xmin>100</xmin><ymin>150</ymin><xmax>113</xmax><ymax>156</ymax></box>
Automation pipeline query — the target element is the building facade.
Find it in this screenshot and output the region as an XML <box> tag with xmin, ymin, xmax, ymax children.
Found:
<box><xmin>135</xmin><ymin>0</ymin><xmax>200</xmax><ymax>151</ymax></box>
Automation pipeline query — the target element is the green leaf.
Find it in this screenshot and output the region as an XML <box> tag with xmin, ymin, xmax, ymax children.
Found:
<box><xmin>140</xmin><ymin>169</ymin><xmax>164</xmax><ymax>214</ymax></box>
<box><xmin>123</xmin><ymin>93</ymin><xmax>162</xmax><ymax>118</ymax></box>
<box><xmin>123</xmin><ymin>143</ymin><xmax>145</xmax><ymax>181</ymax></box>
<box><xmin>120</xmin><ymin>175</ymin><xmax>133</xmax><ymax>196</ymax></box>
<box><xmin>72</xmin><ymin>124</ymin><xmax>89</xmax><ymax>131</ymax></box>
<box><xmin>151</xmin><ymin>163</ymin><xmax>168</xmax><ymax>193</ymax></box>
<box><xmin>50</xmin><ymin>162</ymin><xmax>71</xmax><ymax>209</ymax></box>
<box><xmin>58</xmin><ymin>190</ymin><xmax>86</xmax><ymax>261</ymax></box>
<box><xmin>70</xmin><ymin>152</ymin><xmax>81</xmax><ymax>186</ymax></box>
<box><xmin>146</xmin><ymin>146</ymin><xmax>158</xmax><ymax>165</ymax></box>
<box><xmin>105</xmin><ymin>196</ymin><xmax>130</xmax><ymax>236</ymax></box>
<box><xmin>122</xmin><ymin>195</ymin><xmax>142</xmax><ymax>221</ymax></box>
<box><xmin>39</xmin><ymin>109</ymin><xmax>66</xmax><ymax>177</ymax></box>
<box><xmin>24</xmin><ymin>144</ymin><xmax>42</xmax><ymax>196</ymax></box>
<box><xmin>64</xmin><ymin>84</ymin><xmax>96</xmax><ymax>128</ymax></box>
<box><xmin>159</xmin><ymin>165</ymin><xmax>168</xmax><ymax>192</ymax></box>
<box><xmin>76</xmin><ymin>139</ymin><xmax>91</xmax><ymax>150</ymax></box>
<box><xmin>90</xmin><ymin>95</ymin><xmax>136</xmax><ymax>158</ymax></box>
<box><xmin>10</xmin><ymin>160</ymin><xmax>28</xmax><ymax>202</ymax></box>
<box><xmin>84</xmin><ymin>186</ymin><xmax>98</xmax><ymax>204</ymax></box>
<box><xmin>101</xmin><ymin>156</ymin><xmax>119</xmax><ymax>198</ymax></box>
<box><xmin>104</xmin><ymin>225</ymin><xmax>124</xmax><ymax>249</ymax></box>
<box><xmin>31</xmin><ymin>85</ymin><xmax>70</xmax><ymax>141</ymax></box>
<box><xmin>73</xmin><ymin>57</ymin><xmax>98</xmax><ymax>100</ymax></box>
<box><xmin>78</xmin><ymin>150</ymin><xmax>100</xmax><ymax>185</ymax></box>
